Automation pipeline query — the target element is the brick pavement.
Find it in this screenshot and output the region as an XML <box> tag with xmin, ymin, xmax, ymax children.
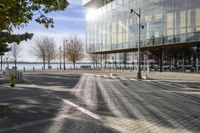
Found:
<box><xmin>1</xmin><ymin>72</ymin><xmax>200</xmax><ymax>133</ymax></box>
<box><xmin>0</xmin><ymin>79</ymin><xmax>119</xmax><ymax>133</ymax></box>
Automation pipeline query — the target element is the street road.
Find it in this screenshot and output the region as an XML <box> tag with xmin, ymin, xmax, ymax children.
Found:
<box><xmin>1</xmin><ymin>72</ymin><xmax>200</xmax><ymax>133</ymax></box>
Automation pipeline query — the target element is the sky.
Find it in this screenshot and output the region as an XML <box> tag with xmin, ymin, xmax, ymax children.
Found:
<box><xmin>7</xmin><ymin>0</ymin><xmax>86</xmax><ymax>62</ymax></box>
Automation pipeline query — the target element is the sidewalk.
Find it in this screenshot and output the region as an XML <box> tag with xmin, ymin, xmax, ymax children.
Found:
<box><xmin>0</xmin><ymin>80</ymin><xmax>64</xmax><ymax>132</ymax></box>
<box><xmin>0</xmin><ymin>73</ymin><xmax>9</xmax><ymax>84</ymax></box>
<box><xmin>102</xmin><ymin>70</ymin><xmax>200</xmax><ymax>81</ymax></box>
<box><xmin>24</xmin><ymin>69</ymin><xmax>200</xmax><ymax>81</ymax></box>
<box><xmin>144</xmin><ymin>71</ymin><xmax>200</xmax><ymax>81</ymax></box>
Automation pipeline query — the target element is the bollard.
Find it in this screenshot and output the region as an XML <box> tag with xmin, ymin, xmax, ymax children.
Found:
<box><xmin>10</xmin><ymin>72</ymin><xmax>16</xmax><ymax>87</ymax></box>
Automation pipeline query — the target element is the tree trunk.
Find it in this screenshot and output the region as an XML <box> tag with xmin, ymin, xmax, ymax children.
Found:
<box><xmin>43</xmin><ymin>58</ymin><xmax>45</xmax><ymax>70</ymax></box>
<box><xmin>0</xmin><ymin>55</ymin><xmax>2</xmax><ymax>71</ymax></box>
<box><xmin>14</xmin><ymin>59</ymin><xmax>17</xmax><ymax>69</ymax></box>
<box><xmin>73</xmin><ymin>60</ymin><xmax>76</xmax><ymax>69</ymax></box>
<box><xmin>48</xmin><ymin>60</ymin><xmax>51</xmax><ymax>69</ymax></box>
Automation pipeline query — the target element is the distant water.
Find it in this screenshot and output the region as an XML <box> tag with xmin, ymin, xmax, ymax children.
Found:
<box><xmin>2</xmin><ymin>63</ymin><xmax>93</xmax><ymax>71</ymax></box>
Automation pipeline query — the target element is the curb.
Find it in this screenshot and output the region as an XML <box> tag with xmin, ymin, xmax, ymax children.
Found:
<box><xmin>0</xmin><ymin>78</ymin><xmax>9</xmax><ymax>85</ymax></box>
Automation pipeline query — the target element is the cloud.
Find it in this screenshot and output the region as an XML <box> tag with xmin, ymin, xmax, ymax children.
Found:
<box><xmin>53</xmin><ymin>16</ymin><xmax>85</xmax><ymax>22</ymax></box>
<box><xmin>72</xmin><ymin>8</ymin><xmax>86</xmax><ymax>14</ymax></box>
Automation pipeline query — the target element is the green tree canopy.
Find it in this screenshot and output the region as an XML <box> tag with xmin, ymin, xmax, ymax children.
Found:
<box><xmin>0</xmin><ymin>44</ymin><xmax>10</xmax><ymax>55</ymax></box>
<box><xmin>0</xmin><ymin>32</ymin><xmax>33</xmax><ymax>44</ymax></box>
<box><xmin>0</xmin><ymin>32</ymin><xmax>33</xmax><ymax>54</ymax></box>
<box><xmin>0</xmin><ymin>0</ymin><xmax>68</xmax><ymax>54</ymax></box>
<box><xmin>0</xmin><ymin>0</ymin><xmax>69</xmax><ymax>31</ymax></box>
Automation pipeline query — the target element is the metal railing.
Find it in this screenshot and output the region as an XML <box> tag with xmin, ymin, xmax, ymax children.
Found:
<box><xmin>87</xmin><ymin>31</ymin><xmax>200</xmax><ymax>53</ymax></box>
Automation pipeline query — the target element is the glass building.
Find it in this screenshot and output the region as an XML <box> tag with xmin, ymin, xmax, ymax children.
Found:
<box><xmin>83</xmin><ymin>0</ymin><xmax>200</xmax><ymax>72</ymax></box>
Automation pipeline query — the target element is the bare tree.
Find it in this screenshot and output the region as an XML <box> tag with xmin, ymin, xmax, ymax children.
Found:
<box><xmin>32</xmin><ymin>38</ymin><xmax>47</xmax><ymax>70</ymax></box>
<box><xmin>11</xmin><ymin>43</ymin><xmax>21</xmax><ymax>69</ymax></box>
<box><xmin>65</xmin><ymin>36</ymin><xmax>83</xmax><ymax>69</ymax></box>
<box><xmin>32</xmin><ymin>37</ymin><xmax>57</xmax><ymax>70</ymax></box>
<box><xmin>90</xmin><ymin>54</ymin><xmax>101</xmax><ymax>68</ymax></box>
<box><xmin>44</xmin><ymin>38</ymin><xmax>57</xmax><ymax>69</ymax></box>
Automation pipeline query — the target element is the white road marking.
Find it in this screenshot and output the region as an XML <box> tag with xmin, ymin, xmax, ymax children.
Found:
<box><xmin>23</xmin><ymin>78</ymin><xmax>132</xmax><ymax>133</ymax></box>
<box><xmin>23</xmin><ymin>78</ymin><xmax>100</xmax><ymax>120</ymax></box>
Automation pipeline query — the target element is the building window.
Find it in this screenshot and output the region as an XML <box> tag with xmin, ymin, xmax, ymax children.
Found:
<box><xmin>166</xmin><ymin>13</ymin><xmax>174</xmax><ymax>36</ymax></box>
<box><xmin>180</xmin><ymin>10</ymin><xmax>186</xmax><ymax>34</ymax></box>
<box><xmin>195</xmin><ymin>8</ymin><xmax>200</xmax><ymax>31</ymax></box>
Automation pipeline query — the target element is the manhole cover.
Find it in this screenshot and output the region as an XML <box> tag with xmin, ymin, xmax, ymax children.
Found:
<box><xmin>0</xmin><ymin>104</ymin><xmax>14</xmax><ymax>118</ymax></box>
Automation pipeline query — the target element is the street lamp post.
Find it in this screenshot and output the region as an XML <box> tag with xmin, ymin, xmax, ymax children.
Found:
<box><xmin>59</xmin><ymin>46</ymin><xmax>62</xmax><ymax>69</ymax></box>
<box><xmin>63</xmin><ymin>40</ymin><xmax>67</xmax><ymax>70</ymax></box>
<box><xmin>130</xmin><ymin>8</ymin><xmax>142</xmax><ymax>79</ymax></box>
<box><xmin>6</xmin><ymin>58</ymin><xmax>9</xmax><ymax>68</ymax></box>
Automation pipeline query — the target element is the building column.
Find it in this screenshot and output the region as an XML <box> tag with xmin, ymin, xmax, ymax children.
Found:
<box><xmin>197</xmin><ymin>45</ymin><xmax>199</xmax><ymax>73</ymax></box>
<box><xmin>133</xmin><ymin>52</ymin><xmax>135</xmax><ymax>71</ymax></box>
<box><xmin>101</xmin><ymin>54</ymin><xmax>103</xmax><ymax>69</ymax></box>
<box><xmin>105</xmin><ymin>54</ymin><xmax>107</xmax><ymax>69</ymax></box>
<box><xmin>182</xmin><ymin>47</ymin><xmax>185</xmax><ymax>72</ymax></box>
<box><xmin>170</xmin><ymin>48</ymin><xmax>173</xmax><ymax>72</ymax></box>
<box><xmin>115</xmin><ymin>53</ymin><xmax>117</xmax><ymax>68</ymax></box>
<box><xmin>144</xmin><ymin>52</ymin><xmax>148</xmax><ymax>72</ymax></box>
<box><xmin>159</xmin><ymin>48</ymin><xmax>163</xmax><ymax>72</ymax></box>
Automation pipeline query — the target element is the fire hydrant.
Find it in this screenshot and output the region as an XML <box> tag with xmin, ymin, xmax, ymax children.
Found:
<box><xmin>10</xmin><ymin>73</ymin><xmax>16</xmax><ymax>87</ymax></box>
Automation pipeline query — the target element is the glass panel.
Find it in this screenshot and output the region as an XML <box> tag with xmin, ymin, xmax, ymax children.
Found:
<box><xmin>166</xmin><ymin>13</ymin><xmax>174</xmax><ymax>36</ymax></box>
<box><xmin>85</xmin><ymin>0</ymin><xmax>200</xmax><ymax>53</ymax></box>
<box><xmin>196</xmin><ymin>8</ymin><xmax>200</xmax><ymax>31</ymax></box>
<box><xmin>187</xmin><ymin>10</ymin><xmax>192</xmax><ymax>33</ymax></box>
<box><xmin>180</xmin><ymin>10</ymin><xmax>186</xmax><ymax>34</ymax></box>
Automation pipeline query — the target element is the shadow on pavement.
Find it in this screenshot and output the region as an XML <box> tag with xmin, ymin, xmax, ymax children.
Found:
<box><xmin>8</xmin><ymin>73</ymin><xmax>200</xmax><ymax>133</ymax></box>
<box><xmin>24</xmin><ymin>74</ymin><xmax>81</xmax><ymax>89</ymax></box>
<box><xmin>0</xmin><ymin>84</ymin><xmax>119</xmax><ymax>133</ymax></box>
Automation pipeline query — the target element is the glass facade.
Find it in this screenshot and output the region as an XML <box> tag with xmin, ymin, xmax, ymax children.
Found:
<box><xmin>85</xmin><ymin>0</ymin><xmax>200</xmax><ymax>53</ymax></box>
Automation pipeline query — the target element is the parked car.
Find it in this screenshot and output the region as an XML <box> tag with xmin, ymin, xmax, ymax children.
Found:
<box><xmin>80</xmin><ymin>65</ymin><xmax>91</xmax><ymax>69</ymax></box>
<box><xmin>194</xmin><ymin>65</ymin><xmax>200</xmax><ymax>72</ymax></box>
<box><xmin>149</xmin><ymin>64</ymin><xmax>159</xmax><ymax>71</ymax></box>
<box><xmin>163</xmin><ymin>65</ymin><xmax>175</xmax><ymax>71</ymax></box>
<box><xmin>175</xmin><ymin>65</ymin><xmax>195</xmax><ymax>72</ymax></box>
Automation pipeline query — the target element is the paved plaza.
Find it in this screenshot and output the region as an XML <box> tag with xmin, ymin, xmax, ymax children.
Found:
<box><xmin>0</xmin><ymin>71</ymin><xmax>200</xmax><ymax>133</ymax></box>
